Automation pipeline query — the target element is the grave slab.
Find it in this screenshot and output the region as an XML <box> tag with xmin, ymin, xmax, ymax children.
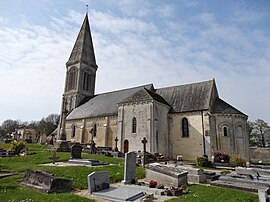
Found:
<box><xmin>22</xmin><ymin>170</ymin><xmax>72</xmax><ymax>193</ymax></box>
<box><xmin>93</xmin><ymin>187</ymin><xmax>144</xmax><ymax>201</ymax></box>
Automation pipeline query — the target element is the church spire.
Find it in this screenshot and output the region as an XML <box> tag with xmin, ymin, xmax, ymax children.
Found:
<box><xmin>67</xmin><ymin>14</ymin><xmax>98</xmax><ymax>69</ymax></box>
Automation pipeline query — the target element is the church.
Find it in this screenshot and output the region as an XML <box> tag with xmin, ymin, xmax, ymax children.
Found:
<box><xmin>56</xmin><ymin>14</ymin><xmax>250</xmax><ymax>161</ymax></box>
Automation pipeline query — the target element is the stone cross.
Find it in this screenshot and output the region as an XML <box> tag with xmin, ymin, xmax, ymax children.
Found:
<box><xmin>49</xmin><ymin>149</ymin><xmax>59</xmax><ymax>164</ymax></box>
<box><xmin>141</xmin><ymin>137</ymin><xmax>148</xmax><ymax>167</ymax></box>
<box><xmin>141</xmin><ymin>137</ymin><xmax>147</xmax><ymax>153</ymax></box>
<box><xmin>114</xmin><ymin>137</ymin><xmax>119</xmax><ymax>152</ymax></box>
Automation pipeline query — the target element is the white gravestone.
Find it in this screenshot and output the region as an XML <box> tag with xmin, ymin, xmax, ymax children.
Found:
<box><xmin>123</xmin><ymin>152</ymin><xmax>137</xmax><ymax>184</ymax></box>
<box><xmin>88</xmin><ymin>171</ymin><xmax>110</xmax><ymax>194</ymax></box>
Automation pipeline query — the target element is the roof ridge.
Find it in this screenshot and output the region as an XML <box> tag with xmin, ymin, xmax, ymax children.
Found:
<box><xmin>156</xmin><ymin>79</ymin><xmax>213</xmax><ymax>90</ymax></box>
<box><xmin>95</xmin><ymin>84</ymin><xmax>154</xmax><ymax>96</ymax></box>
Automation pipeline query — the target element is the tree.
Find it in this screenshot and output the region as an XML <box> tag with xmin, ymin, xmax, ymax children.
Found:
<box><xmin>249</xmin><ymin>119</ymin><xmax>270</xmax><ymax>147</ymax></box>
<box><xmin>36</xmin><ymin>114</ymin><xmax>59</xmax><ymax>136</ymax></box>
<box><xmin>1</xmin><ymin>119</ymin><xmax>20</xmax><ymax>135</ymax></box>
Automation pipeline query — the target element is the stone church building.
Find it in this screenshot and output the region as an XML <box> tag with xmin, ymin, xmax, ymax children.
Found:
<box><xmin>57</xmin><ymin>14</ymin><xmax>249</xmax><ymax>160</ymax></box>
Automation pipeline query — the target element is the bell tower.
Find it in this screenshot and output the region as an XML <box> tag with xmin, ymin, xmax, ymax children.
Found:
<box><xmin>58</xmin><ymin>14</ymin><xmax>98</xmax><ymax>140</ymax></box>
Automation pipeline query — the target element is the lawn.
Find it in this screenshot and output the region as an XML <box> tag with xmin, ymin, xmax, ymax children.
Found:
<box><xmin>0</xmin><ymin>143</ymin><xmax>259</xmax><ymax>202</ymax></box>
<box><xmin>168</xmin><ymin>184</ymin><xmax>258</xmax><ymax>202</ymax></box>
<box><xmin>0</xmin><ymin>143</ymin><xmax>144</xmax><ymax>201</ymax></box>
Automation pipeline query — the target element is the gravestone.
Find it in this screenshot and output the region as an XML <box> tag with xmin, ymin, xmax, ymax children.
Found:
<box><xmin>123</xmin><ymin>151</ymin><xmax>137</xmax><ymax>184</ymax></box>
<box><xmin>55</xmin><ymin>140</ymin><xmax>70</xmax><ymax>152</ymax></box>
<box><xmin>22</xmin><ymin>170</ymin><xmax>72</xmax><ymax>193</ymax></box>
<box><xmin>88</xmin><ymin>171</ymin><xmax>110</xmax><ymax>194</ymax></box>
<box><xmin>145</xmin><ymin>163</ymin><xmax>188</xmax><ymax>187</ymax></box>
<box><xmin>141</xmin><ymin>137</ymin><xmax>148</xmax><ymax>167</ymax></box>
<box><xmin>258</xmin><ymin>188</ymin><xmax>269</xmax><ymax>202</ymax></box>
<box><xmin>114</xmin><ymin>137</ymin><xmax>119</xmax><ymax>152</ymax></box>
<box><xmin>71</xmin><ymin>143</ymin><xmax>83</xmax><ymax>159</ymax></box>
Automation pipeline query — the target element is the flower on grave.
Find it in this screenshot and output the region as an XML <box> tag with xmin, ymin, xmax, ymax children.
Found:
<box><xmin>149</xmin><ymin>180</ymin><xmax>157</xmax><ymax>188</ymax></box>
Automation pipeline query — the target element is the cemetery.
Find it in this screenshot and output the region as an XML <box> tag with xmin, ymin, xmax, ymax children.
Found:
<box><xmin>0</xmin><ymin>140</ymin><xmax>265</xmax><ymax>201</ymax></box>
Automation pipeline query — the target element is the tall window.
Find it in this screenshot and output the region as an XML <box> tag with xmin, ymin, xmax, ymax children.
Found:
<box><xmin>83</xmin><ymin>72</ymin><xmax>90</xmax><ymax>91</ymax></box>
<box><xmin>71</xmin><ymin>124</ymin><xmax>76</xmax><ymax>138</ymax></box>
<box><xmin>223</xmin><ymin>127</ymin><xmax>228</xmax><ymax>137</ymax></box>
<box><xmin>182</xmin><ymin>117</ymin><xmax>189</xmax><ymax>137</ymax></box>
<box><xmin>132</xmin><ymin>117</ymin><xmax>137</xmax><ymax>133</ymax></box>
<box><xmin>67</xmin><ymin>68</ymin><xmax>77</xmax><ymax>91</ymax></box>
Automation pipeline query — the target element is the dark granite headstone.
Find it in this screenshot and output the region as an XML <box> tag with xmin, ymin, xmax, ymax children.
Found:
<box><xmin>71</xmin><ymin>143</ymin><xmax>83</xmax><ymax>159</ymax></box>
<box><xmin>22</xmin><ymin>171</ymin><xmax>72</xmax><ymax>193</ymax></box>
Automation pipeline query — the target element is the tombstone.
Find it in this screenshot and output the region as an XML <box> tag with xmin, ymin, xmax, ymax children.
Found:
<box><xmin>114</xmin><ymin>137</ymin><xmax>119</xmax><ymax>152</ymax></box>
<box><xmin>55</xmin><ymin>140</ymin><xmax>70</xmax><ymax>152</ymax></box>
<box><xmin>87</xmin><ymin>171</ymin><xmax>110</xmax><ymax>194</ymax></box>
<box><xmin>49</xmin><ymin>149</ymin><xmax>59</xmax><ymax>164</ymax></box>
<box><xmin>22</xmin><ymin>170</ymin><xmax>72</xmax><ymax>193</ymax></box>
<box><xmin>141</xmin><ymin>137</ymin><xmax>148</xmax><ymax>167</ymax></box>
<box><xmin>258</xmin><ymin>188</ymin><xmax>269</xmax><ymax>202</ymax></box>
<box><xmin>71</xmin><ymin>143</ymin><xmax>83</xmax><ymax>159</ymax></box>
<box><xmin>145</xmin><ymin>163</ymin><xmax>188</xmax><ymax>187</ymax></box>
<box><xmin>123</xmin><ymin>151</ymin><xmax>137</xmax><ymax>184</ymax></box>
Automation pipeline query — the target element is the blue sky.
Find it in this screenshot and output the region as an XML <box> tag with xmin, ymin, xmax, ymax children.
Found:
<box><xmin>0</xmin><ymin>0</ymin><xmax>269</xmax><ymax>124</ymax></box>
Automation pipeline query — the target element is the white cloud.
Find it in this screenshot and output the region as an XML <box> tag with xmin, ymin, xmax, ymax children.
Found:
<box><xmin>0</xmin><ymin>4</ymin><xmax>269</xmax><ymax>124</ymax></box>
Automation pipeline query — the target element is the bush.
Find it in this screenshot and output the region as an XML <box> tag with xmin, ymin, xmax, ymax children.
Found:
<box><xmin>196</xmin><ymin>156</ymin><xmax>214</xmax><ymax>167</ymax></box>
<box><xmin>214</xmin><ymin>151</ymin><xmax>230</xmax><ymax>163</ymax></box>
<box><xmin>230</xmin><ymin>155</ymin><xmax>246</xmax><ymax>167</ymax></box>
<box><xmin>10</xmin><ymin>141</ymin><xmax>26</xmax><ymax>155</ymax></box>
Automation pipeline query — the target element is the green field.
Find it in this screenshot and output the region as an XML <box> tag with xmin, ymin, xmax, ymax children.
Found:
<box><xmin>0</xmin><ymin>143</ymin><xmax>258</xmax><ymax>202</ymax></box>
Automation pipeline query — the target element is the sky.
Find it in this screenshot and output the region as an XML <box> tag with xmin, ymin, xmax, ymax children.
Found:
<box><xmin>0</xmin><ymin>0</ymin><xmax>269</xmax><ymax>125</ymax></box>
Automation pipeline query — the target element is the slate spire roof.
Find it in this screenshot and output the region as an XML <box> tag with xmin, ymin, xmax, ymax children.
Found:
<box><xmin>66</xmin><ymin>14</ymin><xmax>98</xmax><ymax>69</ymax></box>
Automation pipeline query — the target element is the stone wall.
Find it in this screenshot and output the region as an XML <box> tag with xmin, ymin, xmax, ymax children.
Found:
<box><xmin>250</xmin><ymin>147</ymin><xmax>270</xmax><ymax>162</ymax></box>
<box><xmin>213</xmin><ymin>114</ymin><xmax>249</xmax><ymax>160</ymax></box>
<box><xmin>65</xmin><ymin>116</ymin><xmax>117</xmax><ymax>147</ymax></box>
<box><xmin>170</xmin><ymin>111</ymin><xmax>209</xmax><ymax>160</ymax></box>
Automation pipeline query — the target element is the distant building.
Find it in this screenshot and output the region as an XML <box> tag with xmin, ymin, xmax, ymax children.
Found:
<box><xmin>56</xmin><ymin>14</ymin><xmax>249</xmax><ymax>160</ymax></box>
<box><xmin>17</xmin><ymin>128</ymin><xmax>38</xmax><ymax>143</ymax></box>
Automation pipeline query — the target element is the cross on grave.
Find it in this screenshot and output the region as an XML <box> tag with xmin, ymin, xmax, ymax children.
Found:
<box><xmin>141</xmin><ymin>137</ymin><xmax>147</xmax><ymax>153</ymax></box>
<box><xmin>114</xmin><ymin>137</ymin><xmax>119</xmax><ymax>152</ymax></box>
<box><xmin>49</xmin><ymin>149</ymin><xmax>59</xmax><ymax>164</ymax></box>
<box><xmin>141</xmin><ymin>137</ymin><xmax>148</xmax><ymax>167</ymax></box>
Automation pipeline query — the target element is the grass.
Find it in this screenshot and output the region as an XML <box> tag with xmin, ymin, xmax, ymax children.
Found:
<box><xmin>0</xmin><ymin>143</ymin><xmax>145</xmax><ymax>201</ymax></box>
<box><xmin>167</xmin><ymin>184</ymin><xmax>258</xmax><ymax>202</ymax></box>
<box><xmin>0</xmin><ymin>143</ymin><xmax>259</xmax><ymax>202</ymax></box>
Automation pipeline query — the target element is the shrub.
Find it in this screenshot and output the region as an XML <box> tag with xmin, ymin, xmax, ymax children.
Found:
<box><xmin>214</xmin><ymin>151</ymin><xmax>230</xmax><ymax>163</ymax></box>
<box><xmin>196</xmin><ymin>156</ymin><xmax>214</xmax><ymax>167</ymax></box>
<box><xmin>230</xmin><ymin>155</ymin><xmax>246</xmax><ymax>167</ymax></box>
<box><xmin>10</xmin><ymin>141</ymin><xmax>26</xmax><ymax>155</ymax></box>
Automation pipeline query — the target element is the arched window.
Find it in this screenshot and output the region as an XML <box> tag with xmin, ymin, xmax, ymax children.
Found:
<box><xmin>132</xmin><ymin>117</ymin><xmax>137</xmax><ymax>133</ymax></box>
<box><xmin>71</xmin><ymin>124</ymin><xmax>76</xmax><ymax>138</ymax></box>
<box><xmin>182</xmin><ymin>117</ymin><xmax>189</xmax><ymax>138</ymax></box>
<box><xmin>93</xmin><ymin>123</ymin><xmax>97</xmax><ymax>137</ymax></box>
<box><xmin>83</xmin><ymin>72</ymin><xmax>90</xmax><ymax>91</ymax></box>
<box><xmin>223</xmin><ymin>127</ymin><xmax>228</xmax><ymax>137</ymax></box>
<box><xmin>67</xmin><ymin>67</ymin><xmax>78</xmax><ymax>91</ymax></box>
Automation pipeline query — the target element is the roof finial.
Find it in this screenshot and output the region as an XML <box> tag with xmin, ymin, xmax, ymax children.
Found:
<box><xmin>86</xmin><ymin>4</ymin><xmax>88</xmax><ymax>15</ymax></box>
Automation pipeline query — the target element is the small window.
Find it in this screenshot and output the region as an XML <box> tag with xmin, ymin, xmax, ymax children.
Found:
<box><xmin>132</xmin><ymin>117</ymin><xmax>137</xmax><ymax>133</ymax></box>
<box><xmin>93</xmin><ymin>123</ymin><xmax>97</xmax><ymax>137</ymax></box>
<box><xmin>182</xmin><ymin>117</ymin><xmax>189</xmax><ymax>138</ymax></box>
<box><xmin>223</xmin><ymin>127</ymin><xmax>228</xmax><ymax>137</ymax></box>
<box><xmin>71</xmin><ymin>124</ymin><xmax>76</xmax><ymax>138</ymax></box>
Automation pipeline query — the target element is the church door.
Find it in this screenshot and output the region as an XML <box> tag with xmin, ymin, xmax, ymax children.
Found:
<box><xmin>124</xmin><ymin>139</ymin><xmax>129</xmax><ymax>153</ymax></box>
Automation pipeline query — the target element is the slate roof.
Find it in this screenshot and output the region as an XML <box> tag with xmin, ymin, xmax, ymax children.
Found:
<box><xmin>67</xmin><ymin>84</ymin><xmax>154</xmax><ymax>120</ymax></box>
<box><xmin>212</xmin><ymin>97</ymin><xmax>247</xmax><ymax>116</ymax></box>
<box><xmin>66</xmin><ymin>14</ymin><xmax>97</xmax><ymax>68</ymax></box>
<box><xmin>155</xmin><ymin>80</ymin><xmax>214</xmax><ymax>113</ymax></box>
<box><xmin>119</xmin><ymin>88</ymin><xmax>170</xmax><ymax>107</ymax></box>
